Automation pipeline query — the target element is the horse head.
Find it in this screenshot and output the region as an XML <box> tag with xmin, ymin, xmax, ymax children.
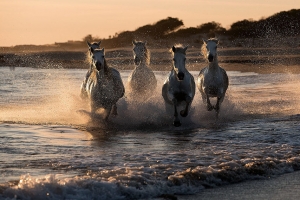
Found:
<box><xmin>87</xmin><ymin>41</ymin><xmax>101</xmax><ymax>55</ymax></box>
<box><xmin>132</xmin><ymin>40</ymin><xmax>149</xmax><ymax>66</ymax></box>
<box><xmin>172</xmin><ymin>45</ymin><xmax>188</xmax><ymax>81</ymax></box>
<box><xmin>203</xmin><ymin>38</ymin><xmax>218</xmax><ymax>62</ymax></box>
<box><xmin>90</xmin><ymin>48</ymin><xmax>106</xmax><ymax>72</ymax></box>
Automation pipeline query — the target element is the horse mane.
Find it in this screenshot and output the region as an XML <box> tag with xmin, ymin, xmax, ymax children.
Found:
<box><xmin>85</xmin><ymin>51</ymin><xmax>92</xmax><ymax>64</ymax></box>
<box><xmin>144</xmin><ymin>44</ymin><xmax>150</xmax><ymax>65</ymax></box>
<box><xmin>133</xmin><ymin>40</ymin><xmax>150</xmax><ymax>65</ymax></box>
<box><xmin>170</xmin><ymin>44</ymin><xmax>187</xmax><ymax>55</ymax></box>
<box><xmin>201</xmin><ymin>38</ymin><xmax>219</xmax><ymax>59</ymax></box>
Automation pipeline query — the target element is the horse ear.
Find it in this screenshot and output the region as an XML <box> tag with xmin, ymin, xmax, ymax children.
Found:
<box><xmin>132</xmin><ymin>40</ymin><xmax>137</xmax><ymax>45</ymax></box>
<box><xmin>97</xmin><ymin>41</ymin><xmax>101</xmax><ymax>46</ymax></box>
<box><xmin>184</xmin><ymin>45</ymin><xmax>189</xmax><ymax>52</ymax></box>
<box><xmin>101</xmin><ymin>48</ymin><xmax>105</xmax><ymax>54</ymax></box>
<box><xmin>202</xmin><ymin>39</ymin><xmax>208</xmax><ymax>44</ymax></box>
<box><xmin>87</xmin><ymin>41</ymin><xmax>92</xmax><ymax>47</ymax></box>
<box><xmin>172</xmin><ymin>46</ymin><xmax>176</xmax><ymax>52</ymax></box>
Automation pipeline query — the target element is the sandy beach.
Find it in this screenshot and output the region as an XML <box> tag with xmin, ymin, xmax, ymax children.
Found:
<box><xmin>175</xmin><ymin>171</ymin><xmax>300</xmax><ymax>200</ymax></box>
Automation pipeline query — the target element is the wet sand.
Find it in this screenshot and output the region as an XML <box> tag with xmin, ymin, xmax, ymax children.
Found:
<box><xmin>176</xmin><ymin>171</ymin><xmax>300</xmax><ymax>200</ymax></box>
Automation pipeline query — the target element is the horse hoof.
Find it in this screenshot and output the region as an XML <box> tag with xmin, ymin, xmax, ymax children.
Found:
<box><xmin>207</xmin><ymin>106</ymin><xmax>213</xmax><ymax>111</ymax></box>
<box><xmin>180</xmin><ymin>110</ymin><xmax>188</xmax><ymax>117</ymax></box>
<box><xmin>173</xmin><ymin>121</ymin><xmax>181</xmax><ymax>127</ymax></box>
<box><xmin>111</xmin><ymin>112</ymin><xmax>118</xmax><ymax>117</ymax></box>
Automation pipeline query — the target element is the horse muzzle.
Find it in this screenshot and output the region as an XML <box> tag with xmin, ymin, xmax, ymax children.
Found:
<box><xmin>208</xmin><ymin>54</ymin><xmax>214</xmax><ymax>62</ymax></box>
<box><xmin>177</xmin><ymin>72</ymin><xmax>185</xmax><ymax>80</ymax></box>
<box><xmin>95</xmin><ymin>62</ymin><xmax>102</xmax><ymax>71</ymax></box>
<box><xmin>134</xmin><ymin>57</ymin><xmax>141</xmax><ymax>65</ymax></box>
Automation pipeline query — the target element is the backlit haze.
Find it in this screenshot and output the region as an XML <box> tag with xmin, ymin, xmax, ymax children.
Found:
<box><xmin>0</xmin><ymin>0</ymin><xmax>297</xmax><ymax>47</ymax></box>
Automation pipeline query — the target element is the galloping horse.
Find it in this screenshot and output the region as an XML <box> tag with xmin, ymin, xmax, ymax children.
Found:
<box><xmin>80</xmin><ymin>47</ymin><xmax>125</xmax><ymax>120</ymax></box>
<box><xmin>197</xmin><ymin>38</ymin><xmax>229</xmax><ymax>118</ymax></box>
<box><xmin>128</xmin><ymin>40</ymin><xmax>157</xmax><ymax>99</ymax></box>
<box><xmin>162</xmin><ymin>45</ymin><xmax>195</xmax><ymax>127</ymax></box>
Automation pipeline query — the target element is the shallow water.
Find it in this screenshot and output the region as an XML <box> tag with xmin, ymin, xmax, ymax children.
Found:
<box><xmin>1</xmin><ymin>66</ymin><xmax>300</xmax><ymax>200</ymax></box>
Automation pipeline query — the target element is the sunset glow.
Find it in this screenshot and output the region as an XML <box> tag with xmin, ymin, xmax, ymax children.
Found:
<box><xmin>0</xmin><ymin>0</ymin><xmax>297</xmax><ymax>46</ymax></box>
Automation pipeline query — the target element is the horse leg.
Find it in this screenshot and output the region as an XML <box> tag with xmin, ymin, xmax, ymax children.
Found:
<box><xmin>104</xmin><ymin>106</ymin><xmax>112</xmax><ymax>121</ymax></box>
<box><xmin>91</xmin><ymin>103</ymin><xmax>96</xmax><ymax>116</ymax></box>
<box><xmin>172</xmin><ymin>99</ymin><xmax>181</xmax><ymax>127</ymax></box>
<box><xmin>215</xmin><ymin>96</ymin><xmax>222</xmax><ymax>111</ymax></box>
<box><xmin>206</xmin><ymin>95</ymin><xmax>214</xmax><ymax>111</ymax></box>
<box><xmin>180</xmin><ymin>95</ymin><xmax>192</xmax><ymax>117</ymax></box>
<box><xmin>214</xmin><ymin>94</ymin><xmax>225</xmax><ymax>118</ymax></box>
<box><xmin>111</xmin><ymin>103</ymin><xmax>118</xmax><ymax>116</ymax></box>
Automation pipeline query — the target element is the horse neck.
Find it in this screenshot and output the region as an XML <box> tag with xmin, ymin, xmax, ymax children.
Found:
<box><xmin>138</xmin><ymin>55</ymin><xmax>148</xmax><ymax>66</ymax></box>
<box><xmin>208</xmin><ymin>55</ymin><xmax>219</xmax><ymax>71</ymax></box>
<box><xmin>171</xmin><ymin>67</ymin><xmax>188</xmax><ymax>76</ymax></box>
<box><xmin>96</xmin><ymin>59</ymin><xmax>111</xmax><ymax>79</ymax></box>
<box><xmin>136</xmin><ymin>61</ymin><xmax>148</xmax><ymax>68</ymax></box>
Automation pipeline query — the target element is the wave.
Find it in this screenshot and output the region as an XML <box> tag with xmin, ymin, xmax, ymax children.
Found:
<box><xmin>2</xmin><ymin>154</ymin><xmax>300</xmax><ymax>200</ymax></box>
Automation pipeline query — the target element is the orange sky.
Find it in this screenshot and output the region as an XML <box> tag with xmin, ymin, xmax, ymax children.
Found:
<box><xmin>0</xmin><ymin>0</ymin><xmax>297</xmax><ymax>47</ymax></box>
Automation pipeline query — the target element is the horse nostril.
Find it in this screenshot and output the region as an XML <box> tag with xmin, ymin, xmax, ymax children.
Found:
<box><xmin>177</xmin><ymin>72</ymin><xmax>184</xmax><ymax>80</ymax></box>
<box><xmin>134</xmin><ymin>57</ymin><xmax>141</xmax><ymax>65</ymax></box>
<box><xmin>95</xmin><ymin>61</ymin><xmax>102</xmax><ymax>70</ymax></box>
<box><xmin>208</xmin><ymin>54</ymin><xmax>214</xmax><ymax>62</ymax></box>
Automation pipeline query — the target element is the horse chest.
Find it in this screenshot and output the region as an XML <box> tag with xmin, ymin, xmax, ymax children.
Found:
<box><xmin>202</xmin><ymin>67</ymin><xmax>222</xmax><ymax>85</ymax></box>
<box><xmin>88</xmin><ymin>78</ymin><xmax>114</xmax><ymax>99</ymax></box>
<box><xmin>168</xmin><ymin>80</ymin><xmax>193</xmax><ymax>102</ymax></box>
<box><xmin>129</xmin><ymin>67</ymin><xmax>156</xmax><ymax>91</ymax></box>
<box><xmin>130</xmin><ymin>69</ymin><xmax>147</xmax><ymax>83</ymax></box>
<box><xmin>202</xmin><ymin>73</ymin><xmax>224</xmax><ymax>96</ymax></box>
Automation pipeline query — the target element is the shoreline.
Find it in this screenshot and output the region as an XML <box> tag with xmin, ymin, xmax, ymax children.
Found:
<box><xmin>1</xmin><ymin>47</ymin><xmax>300</xmax><ymax>74</ymax></box>
<box><xmin>175</xmin><ymin>170</ymin><xmax>300</xmax><ymax>200</ymax></box>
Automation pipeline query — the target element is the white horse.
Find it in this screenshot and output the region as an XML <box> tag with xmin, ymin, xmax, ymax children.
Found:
<box><xmin>162</xmin><ymin>45</ymin><xmax>195</xmax><ymax>127</ymax></box>
<box><xmin>197</xmin><ymin>38</ymin><xmax>229</xmax><ymax>118</ymax></box>
<box><xmin>128</xmin><ymin>40</ymin><xmax>157</xmax><ymax>99</ymax></box>
<box><xmin>80</xmin><ymin>47</ymin><xmax>125</xmax><ymax>120</ymax></box>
